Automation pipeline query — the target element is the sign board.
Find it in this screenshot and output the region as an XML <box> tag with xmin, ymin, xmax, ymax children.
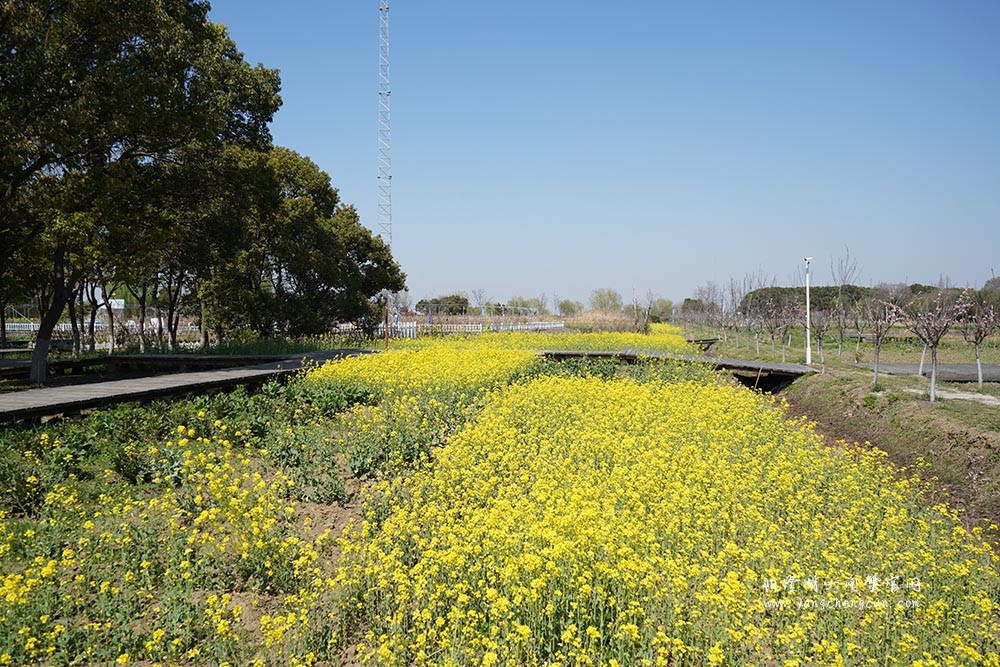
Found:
<box><xmin>109</xmin><ymin>299</ymin><xmax>125</xmax><ymax>310</ymax></box>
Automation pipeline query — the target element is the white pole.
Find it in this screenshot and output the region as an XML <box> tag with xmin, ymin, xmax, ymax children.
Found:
<box><xmin>804</xmin><ymin>256</ymin><xmax>812</xmax><ymax>365</ymax></box>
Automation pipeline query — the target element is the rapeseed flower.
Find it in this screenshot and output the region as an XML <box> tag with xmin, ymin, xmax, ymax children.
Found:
<box><xmin>338</xmin><ymin>375</ymin><xmax>1000</xmax><ymax>665</ymax></box>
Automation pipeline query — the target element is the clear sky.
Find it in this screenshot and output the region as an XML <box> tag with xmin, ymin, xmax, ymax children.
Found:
<box><xmin>207</xmin><ymin>0</ymin><xmax>1000</xmax><ymax>306</ymax></box>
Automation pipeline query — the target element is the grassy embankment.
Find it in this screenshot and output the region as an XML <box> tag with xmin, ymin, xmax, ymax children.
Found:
<box><xmin>682</xmin><ymin>323</ymin><xmax>1000</xmax><ymax>536</ymax></box>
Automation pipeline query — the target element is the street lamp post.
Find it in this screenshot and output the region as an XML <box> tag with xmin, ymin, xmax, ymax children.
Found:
<box><xmin>804</xmin><ymin>256</ymin><xmax>812</xmax><ymax>365</ymax></box>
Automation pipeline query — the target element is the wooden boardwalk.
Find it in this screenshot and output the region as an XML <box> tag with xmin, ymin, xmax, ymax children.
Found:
<box><xmin>540</xmin><ymin>349</ymin><xmax>812</xmax><ymax>388</ymax></box>
<box><xmin>0</xmin><ymin>353</ymin><xmax>304</xmax><ymax>381</ymax></box>
<box><xmin>0</xmin><ymin>350</ymin><xmax>367</xmax><ymax>423</ymax></box>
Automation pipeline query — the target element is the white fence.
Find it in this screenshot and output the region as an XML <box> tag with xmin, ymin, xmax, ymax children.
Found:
<box><xmin>361</xmin><ymin>321</ymin><xmax>566</xmax><ymax>339</ymax></box>
<box><xmin>366</xmin><ymin>322</ymin><xmax>482</xmax><ymax>339</ymax></box>
<box><xmin>2</xmin><ymin>319</ymin><xmax>184</xmax><ymax>336</ymax></box>
<box><xmin>3</xmin><ymin>322</ymin><xmax>83</xmax><ymax>334</ymax></box>
<box><xmin>489</xmin><ymin>321</ymin><xmax>564</xmax><ymax>332</ymax></box>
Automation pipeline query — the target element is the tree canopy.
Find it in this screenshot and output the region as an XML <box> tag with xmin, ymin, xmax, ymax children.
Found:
<box><xmin>589</xmin><ymin>288</ymin><xmax>623</xmax><ymax>312</ymax></box>
<box><xmin>416</xmin><ymin>294</ymin><xmax>469</xmax><ymax>316</ymax></box>
<box><xmin>1</xmin><ymin>0</ymin><xmax>405</xmax><ymax>381</ymax></box>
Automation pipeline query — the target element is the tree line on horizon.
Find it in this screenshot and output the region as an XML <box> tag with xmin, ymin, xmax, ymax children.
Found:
<box><xmin>1</xmin><ymin>0</ymin><xmax>405</xmax><ymax>383</ymax></box>
<box><xmin>681</xmin><ymin>267</ymin><xmax>1000</xmax><ymax>401</ymax></box>
<box><xmin>411</xmin><ymin>289</ymin><xmax>674</xmax><ymax>323</ymax></box>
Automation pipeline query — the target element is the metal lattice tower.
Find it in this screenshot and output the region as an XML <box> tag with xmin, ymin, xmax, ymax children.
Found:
<box><xmin>377</xmin><ymin>0</ymin><xmax>392</xmax><ymax>248</ymax></box>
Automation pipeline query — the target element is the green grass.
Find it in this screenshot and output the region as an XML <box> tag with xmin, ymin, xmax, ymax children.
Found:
<box><xmin>933</xmin><ymin>385</ymin><xmax>1000</xmax><ymax>431</ymax></box>
<box><xmin>683</xmin><ymin>322</ymin><xmax>1000</xmax><ymax>368</ymax></box>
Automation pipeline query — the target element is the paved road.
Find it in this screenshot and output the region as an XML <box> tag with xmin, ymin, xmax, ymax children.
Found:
<box><xmin>0</xmin><ymin>350</ymin><xmax>367</xmax><ymax>423</ymax></box>
<box><xmin>858</xmin><ymin>362</ymin><xmax>1000</xmax><ymax>382</ymax></box>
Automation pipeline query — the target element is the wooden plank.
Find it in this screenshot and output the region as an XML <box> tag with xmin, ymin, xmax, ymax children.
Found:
<box><xmin>685</xmin><ymin>338</ymin><xmax>721</xmax><ymax>352</ymax></box>
<box><xmin>0</xmin><ymin>349</ymin><xmax>369</xmax><ymax>423</ymax></box>
<box><xmin>539</xmin><ymin>349</ymin><xmax>813</xmax><ymax>377</ymax></box>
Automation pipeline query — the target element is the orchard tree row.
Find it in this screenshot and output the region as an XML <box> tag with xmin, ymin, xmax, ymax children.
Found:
<box><xmin>683</xmin><ymin>267</ymin><xmax>1000</xmax><ymax>401</ymax></box>
<box><xmin>1</xmin><ymin>0</ymin><xmax>405</xmax><ymax>382</ymax></box>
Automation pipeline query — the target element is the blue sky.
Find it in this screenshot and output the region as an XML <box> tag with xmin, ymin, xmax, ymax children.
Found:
<box><xmin>208</xmin><ymin>0</ymin><xmax>1000</xmax><ymax>305</ymax></box>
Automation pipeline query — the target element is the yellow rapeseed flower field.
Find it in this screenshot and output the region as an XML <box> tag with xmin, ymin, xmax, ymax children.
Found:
<box><xmin>388</xmin><ymin>323</ymin><xmax>693</xmax><ymax>354</ymax></box>
<box><xmin>337</xmin><ymin>374</ymin><xmax>1000</xmax><ymax>665</ymax></box>
<box><xmin>0</xmin><ymin>421</ymin><xmax>337</xmax><ymax>666</ymax></box>
<box><xmin>3</xmin><ymin>324</ymin><xmax>998</xmax><ymax>665</ymax></box>
<box><xmin>306</xmin><ymin>346</ymin><xmax>541</xmax><ymax>476</ymax></box>
<box><xmin>306</xmin><ymin>346</ymin><xmax>541</xmax><ymax>397</ymax></box>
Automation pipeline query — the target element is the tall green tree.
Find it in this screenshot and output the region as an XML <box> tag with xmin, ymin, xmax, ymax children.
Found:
<box><xmin>1</xmin><ymin>0</ymin><xmax>281</xmax><ymax>382</ymax></box>
<box><xmin>589</xmin><ymin>288</ymin><xmax>623</xmax><ymax>312</ymax></box>
<box><xmin>205</xmin><ymin>147</ymin><xmax>405</xmax><ymax>338</ymax></box>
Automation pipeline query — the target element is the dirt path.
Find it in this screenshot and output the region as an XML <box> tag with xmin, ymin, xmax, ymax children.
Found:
<box><xmin>902</xmin><ymin>387</ymin><xmax>1000</xmax><ymax>406</ymax></box>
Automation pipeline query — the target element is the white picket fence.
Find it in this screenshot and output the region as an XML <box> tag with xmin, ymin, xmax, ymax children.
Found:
<box><xmin>489</xmin><ymin>321</ymin><xmax>564</xmax><ymax>332</ymax></box>
<box><xmin>363</xmin><ymin>321</ymin><xmax>565</xmax><ymax>339</ymax></box>
<box><xmin>3</xmin><ymin>319</ymin><xmax>178</xmax><ymax>335</ymax></box>
<box><xmin>3</xmin><ymin>322</ymin><xmax>83</xmax><ymax>334</ymax></box>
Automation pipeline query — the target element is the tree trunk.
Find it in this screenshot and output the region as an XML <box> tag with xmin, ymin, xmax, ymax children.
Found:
<box><xmin>68</xmin><ymin>296</ymin><xmax>80</xmax><ymax>357</ymax></box>
<box><xmin>873</xmin><ymin>343</ymin><xmax>880</xmax><ymax>386</ymax></box>
<box><xmin>929</xmin><ymin>345</ymin><xmax>938</xmax><ymax>403</ymax></box>
<box><xmin>819</xmin><ymin>340</ymin><xmax>825</xmax><ymax>374</ymax></box>
<box><xmin>76</xmin><ymin>286</ymin><xmax>85</xmax><ymax>355</ymax></box>
<box><xmin>30</xmin><ymin>287</ymin><xmax>72</xmax><ymax>384</ymax></box>
<box><xmin>918</xmin><ymin>343</ymin><xmax>927</xmax><ymax>376</ymax></box>
<box><xmin>29</xmin><ymin>247</ymin><xmax>77</xmax><ymax>385</ymax></box>
<box><xmin>138</xmin><ymin>308</ymin><xmax>146</xmax><ymax>354</ymax></box>
<box><xmin>129</xmin><ymin>283</ymin><xmax>148</xmax><ymax>354</ymax></box>
<box><xmin>103</xmin><ymin>295</ymin><xmax>116</xmax><ymax>355</ymax></box>
<box><xmin>976</xmin><ymin>343</ymin><xmax>983</xmax><ymax>389</ymax></box>
<box><xmin>755</xmin><ymin>333</ymin><xmax>760</xmax><ymax>355</ymax></box>
<box><xmin>86</xmin><ymin>283</ymin><xmax>98</xmax><ymax>352</ymax></box>
<box><xmin>150</xmin><ymin>279</ymin><xmax>164</xmax><ymax>352</ymax></box>
<box><xmin>169</xmin><ymin>314</ymin><xmax>179</xmax><ymax>351</ymax></box>
<box><xmin>156</xmin><ymin>310</ymin><xmax>165</xmax><ymax>351</ymax></box>
<box><xmin>200</xmin><ymin>299</ymin><xmax>210</xmax><ymax>350</ymax></box>
<box><xmin>166</xmin><ymin>290</ymin><xmax>180</xmax><ymax>352</ymax></box>
<box><xmin>0</xmin><ymin>301</ymin><xmax>6</xmax><ymax>345</ymax></box>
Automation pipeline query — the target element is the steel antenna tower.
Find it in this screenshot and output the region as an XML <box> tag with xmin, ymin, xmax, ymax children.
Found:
<box><xmin>377</xmin><ymin>0</ymin><xmax>392</xmax><ymax>248</ymax></box>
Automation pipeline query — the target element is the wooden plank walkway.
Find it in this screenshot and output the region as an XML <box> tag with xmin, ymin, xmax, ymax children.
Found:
<box><xmin>0</xmin><ymin>350</ymin><xmax>368</xmax><ymax>423</ymax></box>
<box><xmin>540</xmin><ymin>349</ymin><xmax>812</xmax><ymax>378</ymax></box>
